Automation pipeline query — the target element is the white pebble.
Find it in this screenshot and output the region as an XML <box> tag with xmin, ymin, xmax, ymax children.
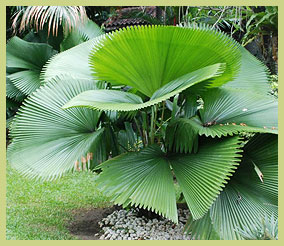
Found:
<box><xmin>96</xmin><ymin>208</ymin><xmax>191</xmax><ymax>240</ymax></box>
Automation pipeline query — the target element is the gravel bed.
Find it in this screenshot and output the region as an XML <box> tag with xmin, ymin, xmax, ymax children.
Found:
<box><xmin>95</xmin><ymin>208</ymin><xmax>191</xmax><ymax>240</ymax></box>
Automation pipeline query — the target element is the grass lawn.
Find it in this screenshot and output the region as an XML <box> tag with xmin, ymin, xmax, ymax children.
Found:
<box><xmin>6</xmin><ymin>163</ymin><xmax>112</xmax><ymax>240</ymax></box>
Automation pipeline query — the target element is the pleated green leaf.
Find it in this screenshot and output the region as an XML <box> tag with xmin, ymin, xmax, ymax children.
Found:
<box><xmin>90</xmin><ymin>25</ymin><xmax>242</xmax><ymax>97</ymax></box>
<box><xmin>211</xmin><ymin>134</ymin><xmax>278</xmax><ymax>240</ymax></box>
<box><xmin>6</xmin><ymin>75</ymin><xmax>26</xmax><ymax>102</ymax></box>
<box><xmin>42</xmin><ymin>35</ymin><xmax>105</xmax><ymax>82</ymax></box>
<box><xmin>210</xmin><ymin>183</ymin><xmax>277</xmax><ymax>240</ymax></box>
<box><xmin>7</xmin><ymin>37</ymin><xmax>57</xmax><ymax>70</ymax></box>
<box><xmin>166</xmin><ymin>88</ymin><xmax>277</xmax><ymax>154</ymax></box>
<box><xmin>96</xmin><ymin>137</ymin><xmax>242</xmax><ymax>222</ymax></box>
<box><xmin>96</xmin><ymin>145</ymin><xmax>178</xmax><ymax>223</ymax></box>
<box><xmin>63</xmin><ymin>64</ymin><xmax>225</xmax><ymax>111</ymax></box>
<box><xmin>7</xmin><ymin>76</ymin><xmax>104</xmax><ymax>180</ymax></box>
<box><xmin>63</xmin><ymin>89</ymin><xmax>144</xmax><ymax>111</ymax></box>
<box><xmin>185</xmin><ymin>134</ymin><xmax>278</xmax><ymax>240</ymax></box>
<box><xmin>223</xmin><ymin>46</ymin><xmax>271</xmax><ymax>94</ymax></box>
<box><xmin>166</xmin><ymin>116</ymin><xmax>277</xmax><ymax>153</ymax></box>
<box><xmin>171</xmin><ymin>136</ymin><xmax>242</xmax><ymax>220</ymax></box>
<box><xmin>6</xmin><ymin>37</ymin><xmax>57</xmax><ymax>95</ymax></box>
<box><xmin>185</xmin><ymin>212</ymin><xmax>220</xmax><ymax>240</ymax></box>
<box><xmin>7</xmin><ymin>71</ymin><xmax>43</xmax><ymax>96</ymax></box>
<box><xmin>200</xmin><ymin>88</ymin><xmax>278</xmax><ymax>131</ymax></box>
<box><xmin>165</xmin><ymin>117</ymin><xmax>200</xmax><ymax>154</ymax></box>
<box><xmin>235</xmin><ymin>134</ymin><xmax>278</xmax><ymax>204</ymax></box>
<box><xmin>60</xmin><ymin>19</ymin><xmax>104</xmax><ymax>51</ymax></box>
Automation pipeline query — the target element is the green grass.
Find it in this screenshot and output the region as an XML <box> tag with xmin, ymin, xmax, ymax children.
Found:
<box><xmin>6</xmin><ymin>163</ymin><xmax>112</xmax><ymax>240</ymax></box>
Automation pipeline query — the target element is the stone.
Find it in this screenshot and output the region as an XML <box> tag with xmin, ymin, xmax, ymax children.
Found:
<box><xmin>97</xmin><ymin>208</ymin><xmax>191</xmax><ymax>240</ymax></box>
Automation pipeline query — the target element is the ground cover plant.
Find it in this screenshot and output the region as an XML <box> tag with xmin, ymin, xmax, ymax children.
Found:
<box><xmin>7</xmin><ymin>6</ymin><xmax>278</xmax><ymax>240</ymax></box>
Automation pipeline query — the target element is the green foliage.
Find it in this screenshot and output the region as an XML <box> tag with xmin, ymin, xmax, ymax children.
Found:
<box><xmin>63</xmin><ymin>64</ymin><xmax>225</xmax><ymax>111</ymax></box>
<box><xmin>7</xmin><ymin>23</ymin><xmax>278</xmax><ymax>240</ymax></box>
<box><xmin>6</xmin><ymin>37</ymin><xmax>57</xmax><ymax>96</ymax></box>
<box><xmin>179</xmin><ymin>6</ymin><xmax>277</xmax><ymax>46</ymax></box>
<box><xmin>7</xmin><ymin>77</ymin><xmax>105</xmax><ymax>180</ymax></box>
<box><xmin>241</xmin><ymin>6</ymin><xmax>278</xmax><ymax>46</ymax></box>
<box><xmin>90</xmin><ymin>25</ymin><xmax>242</xmax><ymax>97</ymax></box>
<box><xmin>270</xmin><ymin>74</ymin><xmax>278</xmax><ymax>98</ymax></box>
<box><xmin>236</xmin><ymin>214</ymin><xmax>278</xmax><ymax>240</ymax></box>
<box><xmin>96</xmin><ymin>137</ymin><xmax>241</xmax><ymax>223</ymax></box>
<box><xmin>185</xmin><ymin>134</ymin><xmax>278</xmax><ymax>240</ymax></box>
<box><xmin>60</xmin><ymin>19</ymin><xmax>104</xmax><ymax>51</ymax></box>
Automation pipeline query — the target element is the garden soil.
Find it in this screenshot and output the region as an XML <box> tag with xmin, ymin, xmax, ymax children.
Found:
<box><xmin>68</xmin><ymin>206</ymin><xmax>119</xmax><ymax>240</ymax></box>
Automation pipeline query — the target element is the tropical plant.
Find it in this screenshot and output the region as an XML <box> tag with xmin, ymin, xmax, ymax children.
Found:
<box><xmin>236</xmin><ymin>212</ymin><xmax>278</xmax><ymax>240</ymax></box>
<box><xmin>6</xmin><ymin>19</ymin><xmax>104</xmax><ymax>129</ymax></box>
<box><xmin>7</xmin><ymin>25</ymin><xmax>278</xmax><ymax>239</ymax></box>
<box><xmin>6</xmin><ymin>37</ymin><xmax>57</xmax><ymax>96</ymax></box>
<box><xmin>179</xmin><ymin>6</ymin><xmax>278</xmax><ymax>74</ymax></box>
<box><xmin>60</xmin><ymin>19</ymin><xmax>104</xmax><ymax>51</ymax></box>
<box><xmin>5</xmin><ymin>37</ymin><xmax>57</xmax><ymax>134</ymax></box>
<box><xmin>11</xmin><ymin>6</ymin><xmax>88</xmax><ymax>36</ymax></box>
<box><xmin>185</xmin><ymin>133</ymin><xmax>278</xmax><ymax>239</ymax></box>
<box><xmin>241</xmin><ymin>6</ymin><xmax>277</xmax><ymax>46</ymax></box>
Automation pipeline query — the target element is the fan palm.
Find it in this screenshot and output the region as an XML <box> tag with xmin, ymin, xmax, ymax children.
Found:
<box><xmin>7</xmin><ymin>25</ymin><xmax>278</xmax><ymax>238</ymax></box>
<box><xmin>6</xmin><ymin>19</ymin><xmax>104</xmax><ymax>128</ymax></box>
<box><xmin>6</xmin><ymin>37</ymin><xmax>57</xmax><ymax>96</ymax></box>
<box><xmin>186</xmin><ymin>134</ymin><xmax>278</xmax><ymax>239</ymax></box>
<box><xmin>11</xmin><ymin>6</ymin><xmax>88</xmax><ymax>36</ymax></box>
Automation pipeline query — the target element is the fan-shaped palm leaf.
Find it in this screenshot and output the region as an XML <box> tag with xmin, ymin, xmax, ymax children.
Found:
<box><xmin>6</xmin><ymin>75</ymin><xmax>26</xmax><ymax>102</ymax></box>
<box><xmin>96</xmin><ymin>136</ymin><xmax>242</xmax><ymax>222</ymax></box>
<box><xmin>186</xmin><ymin>134</ymin><xmax>278</xmax><ymax>240</ymax></box>
<box><xmin>236</xmin><ymin>134</ymin><xmax>278</xmax><ymax>203</ymax></box>
<box><xmin>170</xmin><ymin>136</ymin><xmax>242</xmax><ymax>220</ymax></box>
<box><xmin>90</xmin><ymin>25</ymin><xmax>242</xmax><ymax>97</ymax></box>
<box><xmin>6</xmin><ymin>37</ymin><xmax>57</xmax><ymax>96</ymax></box>
<box><xmin>7</xmin><ymin>76</ymin><xmax>104</xmax><ymax>180</ymax></box>
<box><xmin>166</xmin><ymin>88</ymin><xmax>277</xmax><ymax>153</ymax></box>
<box><xmin>223</xmin><ymin>47</ymin><xmax>271</xmax><ymax>94</ymax></box>
<box><xmin>200</xmin><ymin>88</ymin><xmax>278</xmax><ymax>130</ymax></box>
<box><xmin>60</xmin><ymin>19</ymin><xmax>104</xmax><ymax>51</ymax></box>
<box><xmin>7</xmin><ymin>37</ymin><xmax>57</xmax><ymax>70</ymax></box>
<box><xmin>7</xmin><ymin>70</ymin><xmax>43</xmax><ymax>95</ymax></box>
<box><xmin>96</xmin><ymin>145</ymin><xmax>178</xmax><ymax>222</ymax></box>
<box><xmin>63</xmin><ymin>63</ymin><xmax>225</xmax><ymax>111</ymax></box>
<box><xmin>12</xmin><ymin>6</ymin><xmax>88</xmax><ymax>36</ymax></box>
<box><xmin>185</xmin><ymin>213</ymin><xmax>220</xmax><ymax>240</ymax></box>
<box><xmin>42</xmin><ymin>35</ymin><xmax>104</xmax><ymax>82</ymax></box>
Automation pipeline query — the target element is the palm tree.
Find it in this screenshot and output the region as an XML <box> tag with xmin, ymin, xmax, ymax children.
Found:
<box><xmin>7</xmin><ymin>25</ymin><xmax>277</xmax><ymax>239</ymax></box>
<box><xmin>11</xmin><ymin>6</ymin><xmax>88</xmax><ymax>36</ymax></box>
